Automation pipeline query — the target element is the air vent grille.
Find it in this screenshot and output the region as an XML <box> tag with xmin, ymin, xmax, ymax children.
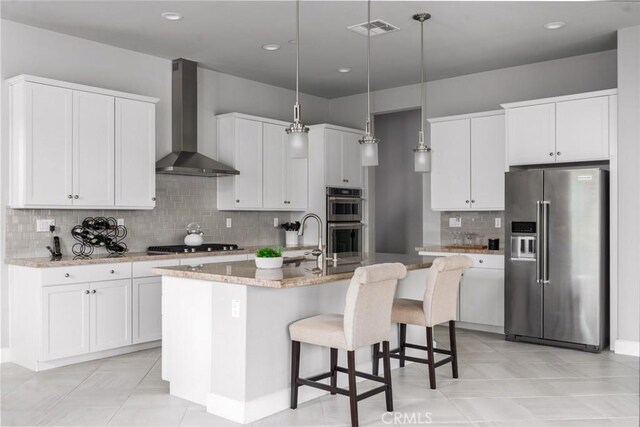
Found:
<box><xmin>347</xmin><ymin>19</ymin><xmax>399</xmax><ymax>37</ymax></box>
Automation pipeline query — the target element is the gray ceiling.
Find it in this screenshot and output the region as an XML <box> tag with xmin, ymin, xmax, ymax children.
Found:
<box><xmin>2</xmin><ymin>1</ymin><xmax>639</xmax><ymax>98</ymax></box>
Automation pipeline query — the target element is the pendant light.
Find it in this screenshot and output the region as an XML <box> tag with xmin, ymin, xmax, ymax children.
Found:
<box><xmin>286</xmin><ymin>0</ymin><xmax>309</xmax><ymax>159</ymax></box>
<box><xmin>413</xmin><ymin>13</ymin><xmax>431</xmax><ymax>173</ymax></box>
<box><xmin>358</xmin><ymin>0</ymin><xmax>379</xmax><ymax>167</ymax></box>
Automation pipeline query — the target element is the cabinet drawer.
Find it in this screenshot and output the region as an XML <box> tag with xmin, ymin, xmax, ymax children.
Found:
<box><xmin>465</xmin><ymin>254</ymin><xmax>504</xmax><ymax>270</ymax></box>
<box><xmin>41</xmin><ymin>262</ymin><xmax>132</xmax><ymax>285</ymax></box>
<box><xmin>133</xmin><ymin>259</ymin><xmax>180</xmax><ymax>278</ymax></box>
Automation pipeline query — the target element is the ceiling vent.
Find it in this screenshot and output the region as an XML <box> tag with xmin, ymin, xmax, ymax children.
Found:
<box><xmin>348</xmin><ymin>19</ymin><xmax>399</xmax><ymax>37</ymax></box>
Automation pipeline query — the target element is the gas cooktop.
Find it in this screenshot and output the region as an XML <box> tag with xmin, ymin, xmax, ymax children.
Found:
<box><xmin>147</xmin><ymin>243</ymin><xmax>241</xmax><ymax>254</ymax></box>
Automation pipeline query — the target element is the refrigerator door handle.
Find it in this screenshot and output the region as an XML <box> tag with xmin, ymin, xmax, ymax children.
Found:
<box><xmin>536</xmin><ymin>201</ymin><xmax>541</xmax><ymax>284</ymax></box>
<box><xmin>542</xmin><ymin>201</ymin><xmax>550</xmax><ymax>284</ymax></box>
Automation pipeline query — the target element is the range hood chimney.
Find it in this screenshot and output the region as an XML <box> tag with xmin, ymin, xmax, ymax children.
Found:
<box><xmin>156</xmin><ymin>58</ymin><xmax>239</xmax><ymax>177</ymax></box>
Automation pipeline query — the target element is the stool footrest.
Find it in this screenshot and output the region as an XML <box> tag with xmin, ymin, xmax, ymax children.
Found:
<box><xmin>434</xmin><ymin>356</ymin><xmax>453</xmax><ymax>368</ymax></box>
<box><xmin>335</xmin><ymin>366</ymin><xmax>386</xmax><ymax>383</ymax></box>
<box><xmin>297</xmin><ymin>378</ymin><xmax>349</xmax><ymax>397</ymax></box>
<box><xmin>307</xmin><ymin>372</ymin><xmax>333</xmax><ymax>382</ymax></box>
<box><xmin>357</xmin><ymin>385</ymin><xmax>387</xmax><ymax>402</ymax></box>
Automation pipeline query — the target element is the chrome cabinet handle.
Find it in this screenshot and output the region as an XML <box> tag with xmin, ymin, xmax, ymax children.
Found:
<box><xmin>465</xmin><ymin>200</ymin><xmax>470</xmax><ymax>204</ymax></box>
<box><xmin>479</xmin><ymin>259</ymin><xmax>483</xmax><ymax>264</ymax></box>
<box><xmin>236</xmin><ymin>199</ymin><xmax>240</xmax><ymax>203</ymax></box>
<box><xmin>65</xmin><ymin>273</ymin><xmax>70</xmax><ymax>278</ymax></box>
<box><xmin>84</xmin><ymin>290</ymin><xmax>89</xmax><ymax>294</ymax></box>
<box><xmin>471</xmin><ymin>200</ymin><xmax>476</xmax><ymax>203</ymax></box>
<box><xmin>74</xmin><ymin>195</ymin><xmax>79</xmax><ymax>199</ymax></box>
<box><xmin>152</xmin><ymin>197</ymin><xmax>156</xmax><ymax>201</ymax></box>
<box><xmin>91</xmin><ymin>289</ymin><xmax>96</xmax><ymax>294</ymax></box>
<box><xmin>556</xmin><ymin>151</ymin><xmax>561</xmax><ymax>156</ymax></box>
<box><xmin>110</xmin><ymin>270</ymin><xmax>115</xmax><ymax>274</ymax></box>
<box><xmin>549</xmin><ymin>152</ymin><xmax>554</xmax><ymax>156</ymax></box>
<box><xmin>67</xmin><ymin>195</ymin><xmax>73</xmax><ymax>199</ymax></box>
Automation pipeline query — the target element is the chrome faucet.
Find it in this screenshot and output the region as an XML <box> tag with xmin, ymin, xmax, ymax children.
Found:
<box><xmin>298</xmin><ymin>213</ymin><xmax>324</xmax><ymax>272</ymax></box>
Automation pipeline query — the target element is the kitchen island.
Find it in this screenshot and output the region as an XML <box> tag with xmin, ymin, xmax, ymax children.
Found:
<box><xmin>153</xmin><ymin>253</ymin><xmax>434</xmax><ymax>424</ymax></box>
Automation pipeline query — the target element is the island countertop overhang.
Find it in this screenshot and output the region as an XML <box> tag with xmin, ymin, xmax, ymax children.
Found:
<box><xmin>152</xmin><ymin>252</ymin><xmax>434</xmax><ymax>288</ymax></box>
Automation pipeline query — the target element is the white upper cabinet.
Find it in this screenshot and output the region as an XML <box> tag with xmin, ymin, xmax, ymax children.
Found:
<box><xmin>471</xmin><ymin>114</ymin><xmax>506</xmax><ymax>210</ymax></box>
<box><xmin>73</xmin><ymin>91</ymin><xmax>115</xmax><ymax>207</ymax></box>
<box><xmin>217</xmin><ymin>113</ymin><xmax>308</xmax><ymax>211</ymax></box>
<box><xmin>8</xmin><ymin>75</ymin><xmax>158</xmax><ymax>210</ymax></box>
<box><xmin>502</xmin><ymin>90</ymin><xmax>616</xmax><ymax>166</ymax></box>
<box><xmin>324</xmin><ymin>128</ymin><xmax>363</xmax><ymax>188</ymax></box>
<box><xmin>430</xmin><ymin>111</ymin><xmax>505</xmax><ymax>211</ymax></box>
<box><xmin>506</xmin><ymin>103</ymin><xmax>556</xmax><ymax>165</ymax></box>
<box><xmin>262</xmin><ymin>122</ymin><xmax>308</xmax><ymax>210</ymax></box>
<box><xmin>431</xmin><ymin>118</ymin><xmax>471</xmax><ymax>210</ymax></box>
<box><xmin>115</xmin><ymin>98</ymin><xmax>156</xmax><ymax>208</ymax></box>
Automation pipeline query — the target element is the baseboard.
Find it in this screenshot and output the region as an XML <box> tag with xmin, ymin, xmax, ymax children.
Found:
<box><xmin>614</xmin><ymin>339</ymin><xmax>640</xmax><ymax>357</ymax></box>
<box><xmin>457</xmin><ymin>322</ymin><xmax>504</xmax><ymax>335</ymax></box>
<box><xmin>0</xmin><ymin>347</ymin><xmax>11</xmax><ymax>363</ymax></box>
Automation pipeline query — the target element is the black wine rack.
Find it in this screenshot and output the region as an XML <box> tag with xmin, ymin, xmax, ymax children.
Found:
<box><xmin>71</xmin><ymin>217</ymin><xmax>128</xmax><ymax>257</ymax></box>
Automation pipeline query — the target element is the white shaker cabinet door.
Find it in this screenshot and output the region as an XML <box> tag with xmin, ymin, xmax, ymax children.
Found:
<box><xmin>262</xmin><ymin>122</ymin><xmax>287</xmax><ymax>209</ymax></box>
<box><xmin>234</xmin><ymin>118</ymin><xmax>263</xmax><ymax>208</ymax></box>
<box><xmin>431</xmin><ymin>119</ymin><xmax>471</xmax><ymax>210</ymax></box>
<box><xmin>41</xmin><ymin>283</ymin><xmax>90</xmax><ymax>361</ymax></box>
<box><xmin>287</xmin><ymin>154</ymin><xmax>308</xmax><ymax>210</ymax></box>
<box><xmin>506</xmin><ymin>103</ymin><xmax>556</xmax><ymax>165</ymax></box>
<box><xmin>73</xmin><ymin>91</ymin><xmax>115</xmax><ymax>207</ymax></box>
<box><xmin>90</xmin><ymin>279</ymin><xmax>132</xmax><ymax>352</ymax></box>
<box><xmin>133</xmin><ymin>277</ymin><xmax>162</xmax><ymax>344</ymax></box>
<box><xmin>342</xmin><ymin>132</ymin><xmax>363</xmax><ymax>188</ymax></box>
<box><xmin>471</xmin><ymin>115</ymin><xmax>505</xmax><ymax>210</ymax></box>
<box><xmin>556</xmin><ymin>96</ymin><xmax>609</xmax><ymax>162</ymax></box>
<box><xmin>115</xmin><ymin>98</ymin><xmax>156</xmax><ymax>208</ymax></box>
<box><xmin>24</xmin><ymin>82</ymin><xmax>73</xmax><ymax>206</ymax></box>
<box><xmin>325</xmin><ymin>128</ymin><xmax>344</xmax><ymax>187</ymax></box>
<box><xmin>459</xmin><ymin>268</ymin><xmax>505</xmax><ymax>327</ymax></box>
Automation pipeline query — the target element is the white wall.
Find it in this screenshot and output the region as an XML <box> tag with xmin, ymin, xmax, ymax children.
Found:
<box><xmin>615</xmin><ymin>26</ymin><xmax>640</xmax><ymax>356</ymax></box>
<box><xmin>0</xmin><ymin>20</ymin><xmax>331</xmax><ymax>353</ymax></box>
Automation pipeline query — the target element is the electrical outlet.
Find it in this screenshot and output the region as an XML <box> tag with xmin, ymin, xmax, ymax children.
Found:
<box><xmin>117</xmin><ymin>218</ymin><xmax>125</xmax><ymax>226</ymax></box>
<box><xmin>273</xmin><ymin>218</ymin><xmax>279</xmax><ymax>227</ymax></box>
<box><xmin>495</xmin><ymin>218</ymin><xmax>502</xmax><ymax>228</ymax></box>
<box><xmin>449</xmin><ymin>217</ymin><xmax>462</xmax><ymax>228</ymax></box>
<box><xmin>231</xmin><ymin>300</ymin><xmax>240</xmax><ymax>318</ymax></box>
<box><xmin>226</xmin><ymin>218</ymin><xmax>232</xmax><ymax>228</ymax></box>
<box><xmin>36</xmin><ymin>219</ymin><xmax>55</xmax><ymax>232</ymax></box>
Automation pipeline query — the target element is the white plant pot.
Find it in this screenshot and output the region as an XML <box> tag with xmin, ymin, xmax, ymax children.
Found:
<box><xmin>285</xmin><ymin>231</ymin><xmax>299</xmax><ymax>247</ymax></box>
<box><xmin>255</xmin><ymin>257</ymin><xmax>284</xmax><ymax>269</ymax></box>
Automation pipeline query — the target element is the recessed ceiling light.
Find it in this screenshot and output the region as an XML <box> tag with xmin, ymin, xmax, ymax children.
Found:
<box><xmin>544</xmin><ymin>21</ymin><xmax>566</xmax><ymax>30</ymax></box>
<box><xmin>262</xmin><ymin>44</ymin><xmax>281</xmax><ymax>51</ymax></box>
<box><xmin>161</xmin><ymin>12</ymin><xmax>183</xmax><ymax>21</ymax></box>
<box><xmin>337</xmin><ymin>68</ymin><xmax>352</xmax><ymax>73</ymax></box>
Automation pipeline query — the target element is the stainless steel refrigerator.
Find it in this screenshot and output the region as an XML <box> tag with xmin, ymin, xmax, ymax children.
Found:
<box><xmin>505</xmin><ymin>168</ymin><xmax>609</xmax><ymax>352</ymax></box>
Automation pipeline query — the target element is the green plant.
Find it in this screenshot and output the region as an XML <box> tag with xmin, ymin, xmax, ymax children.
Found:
<box><xmin>255</xmin><ymin>247</ymin><xmax>283</xmax><ymax>258</ymax></box>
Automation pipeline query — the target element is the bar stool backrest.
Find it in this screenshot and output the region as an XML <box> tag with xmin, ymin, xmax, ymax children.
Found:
<box><xmin>343</xmin><ymin>263</ymin><xmax>407</xmax><ymax>351</ymax></box>
<box><xmin>423</xmin><ymin>256</ymin><xmax>473</xmax><ymax>327</ymax></box>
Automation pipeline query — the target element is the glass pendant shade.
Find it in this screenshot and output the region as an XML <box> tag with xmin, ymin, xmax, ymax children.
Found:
<box><xmin>287</xmin><ymin>129</ymin><xmax>309</xmax><ymax>159</ymax></box>
<box><xmin>360</xmin><ymin>140</ymin><xmax>379</xmax><ymax>167</ymax></box>
<box><xmin>414</xmin><ymin>148</ymin><xmax>431</xmax><ymax>173</ymax></box>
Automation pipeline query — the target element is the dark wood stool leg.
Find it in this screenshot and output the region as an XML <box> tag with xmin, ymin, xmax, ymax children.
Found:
<box><xmin>399</xmin><ymin>323</ymin><xmax>407</xmax><ymax>368</ymax></box>
<box><xmin>330</xmin><ymin>347</ymin><xmax>338</xmax><ymax>394</ymax></box>
<box><xmin>449</xmin><ymin>320</ymin><xmax>459</xmax><ymax>379</ymax></box>
<box><xmin>371</xmin><ymin>343</ymin><xmax>380</xmax><ymax>376</ymax></box>
<box><xmin>382</xmin><ymin>341</ymin><xmax>394</xmax><ymax>412</ymax></box>
<box><xmin>347</xmin><ymin>350</ymin><xmax>359</xmax><ymax>427</ymax></box>
<box><xmin>425</xmin><ymin>327</ymin><xmax>436</xmax><ymax>390</ymax></box>
<box><xmin>291</xmin><ymin>340</ymin><xmax>301</xmax><ymax>409</ymax></box>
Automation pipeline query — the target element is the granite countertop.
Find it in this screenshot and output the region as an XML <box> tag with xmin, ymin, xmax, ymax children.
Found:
<box><xmin>416</xmin><ymin>245</ymin><xmax>504</xmax><ymax>255</ymax></box>
<box><xmin>152</xmin><ymin>253</ymin><xmax>434</xmax><ymax>289</ymax></box>
<box><xmin>4</xmin><ymin>245</ymin><xmax>317</xmax><ymax>268</ymax></box>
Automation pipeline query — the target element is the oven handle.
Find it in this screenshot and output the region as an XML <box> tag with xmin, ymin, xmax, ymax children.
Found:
<box><xmin>327</xmin><ymin>196</ymin><xmax>363</xmax><ymax>203</ymax></box>
<box><xmin>327</xmin><ymin>222</ymin><xmax>363</xmax><ymax>229</ymax></box>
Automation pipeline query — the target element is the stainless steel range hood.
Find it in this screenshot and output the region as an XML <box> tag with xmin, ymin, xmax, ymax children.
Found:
<box><xmin>156</xmin><ymin>58</ymin><xmax>239</xmax><ymax>177</ymax></box>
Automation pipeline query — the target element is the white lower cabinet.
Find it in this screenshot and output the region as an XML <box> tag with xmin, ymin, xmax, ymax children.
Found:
<box><xmin>90</xmin><ymin>279</ymin><xmax>132</xmax><ymax>352</ymax></box>
<box><xmin>133</xmin><ymin>277</ymin><xmax>162</xmax><ymax>344</ymax></box>
<box><xmin>459</xmin><ymin>268</ymin><xmax>505</xmax><ymax>327</ymax></box>
<box><xmin>41</xmin><ymin>283</ymin><xmax>90</xmax><ymax>361</ymax></box>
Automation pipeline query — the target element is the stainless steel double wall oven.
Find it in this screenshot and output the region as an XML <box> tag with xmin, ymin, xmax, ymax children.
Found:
<box><xmin>326</xmin><ymin>187</ymin><xmax>363</xmax><ymax>257</ymax></box>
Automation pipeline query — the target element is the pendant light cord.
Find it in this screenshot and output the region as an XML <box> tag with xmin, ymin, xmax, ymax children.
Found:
<box><xmin>296</xmin><ymin>0</ymin><xmax>300</xmax><ymax>106</ymax></box>
<box><xmin>420</xmin><ymin>18</ymin><xmax>425</xmax><ymax>146</ymax></box>
<box><xmin>366</xmin><ymin>0</ymin><xmax>371</xmax><ymax>126</ymax></box>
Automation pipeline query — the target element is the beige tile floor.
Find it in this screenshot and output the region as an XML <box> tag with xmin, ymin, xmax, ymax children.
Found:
<box><xmin>1</xmin><ymin>327</ymin><xmax>638</xmax><ymax>426</ymax></box>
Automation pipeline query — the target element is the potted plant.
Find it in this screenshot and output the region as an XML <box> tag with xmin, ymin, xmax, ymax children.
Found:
<box><xmin>254</xmin><ymin>247</ymin><xmax>284</xmax><ymax>269</ymax></box>
<box><xmin>280</xmin><ymin>222</ymin><xmax>301</xmax><ymax>247</ymax></box>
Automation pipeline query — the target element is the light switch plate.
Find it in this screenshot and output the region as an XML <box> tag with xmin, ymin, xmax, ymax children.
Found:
<box><xmin>273</xmin><ymin>218</ymin><xmax>279</xmax><ymax>227</ymax></box>
<box><xmin>449</xmin><ymin>217</ymin><xmax>462</xmax><ymax>228</ymax></box>
<box><xmin>117</xmin><ymin>218</ymin><xmax>125</xmax><ymax>226</ymax></box>
<box><xmin>226</xmin><ymin>218</ymin><xmax>232</xmax><ymax>228</ymax></box>
<box><xmin>36</xmin><ymin>219</ymin><xmax>55</xmax><ymax>232</ymax></box>
<box><xmin>495</xmin><ymin>218</ymin><xmax>502</xmax><ymax>228</ymax></box>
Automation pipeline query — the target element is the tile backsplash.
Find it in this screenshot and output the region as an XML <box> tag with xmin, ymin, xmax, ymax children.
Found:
<box><xmin>5</xmin><ymin>175</ymin><xmax>293</xmax><ymax>258</ymax></box>
<box><xmin>440</xmin><ymin>211</ymin><xmax>505</xmax><ymax>248</ymax></box>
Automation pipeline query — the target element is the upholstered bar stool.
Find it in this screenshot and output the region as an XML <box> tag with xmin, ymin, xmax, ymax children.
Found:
<box><xmin>289</xmin><ymin>263</ymin><xmax>407</xmax><ymax>427</ymax></box>
<box><xmin>372</xmin><ymin>256</ymin><xmax>472</xmax><ymax>390</ymax></box>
